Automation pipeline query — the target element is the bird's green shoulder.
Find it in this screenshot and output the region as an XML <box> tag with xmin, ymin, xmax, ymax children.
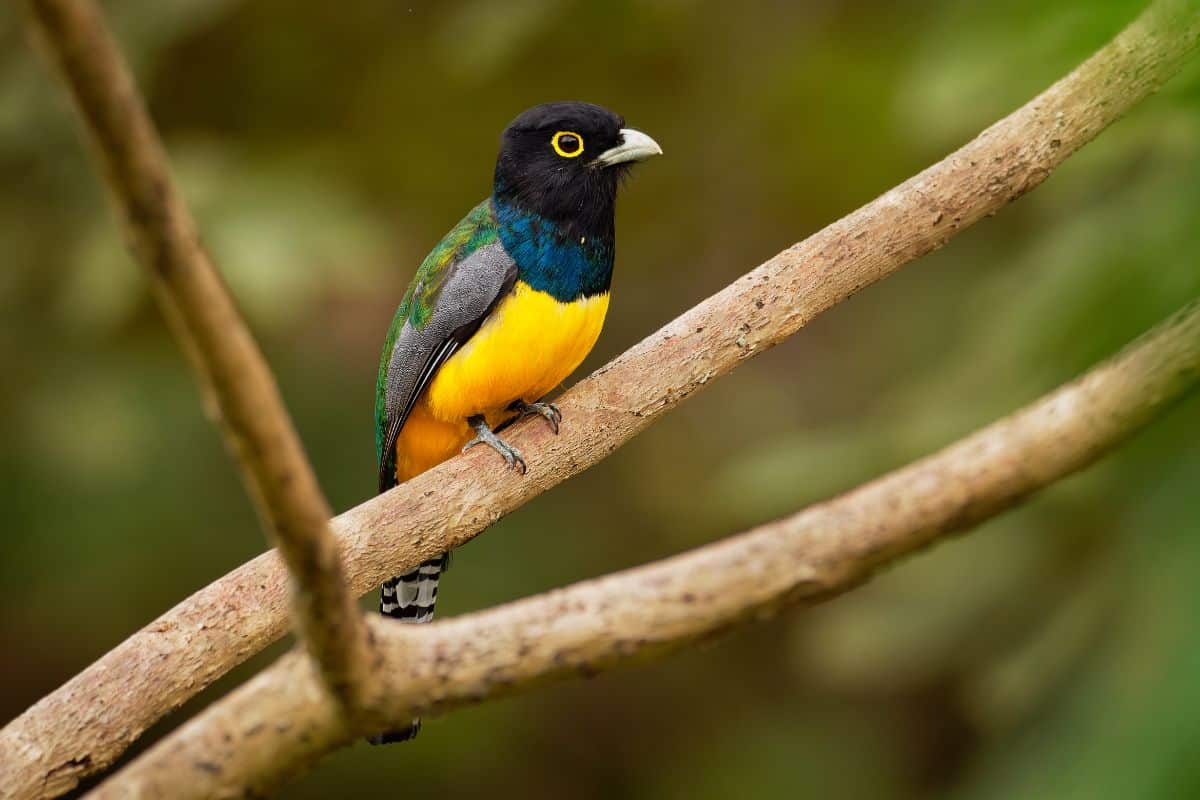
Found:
<box><xmin>375</xmin><ymin>199</ymin><xmax>498</xmax><ymax>458</ymax></box>
<box><xmin>395</xmin><ymin>199</ymin><xmax>499</xmax><ymax>331</ymax></box>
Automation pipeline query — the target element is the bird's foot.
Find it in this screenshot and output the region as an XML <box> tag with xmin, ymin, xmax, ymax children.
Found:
<box><xmin>509</xmin><ymin>399</ymin><xmax>561</xmax><ymax>434</ymax></box>
<box><xmin>463</xmin><ymin>415</ymin><xmax>527</xmax><ymax>474</ymax></box>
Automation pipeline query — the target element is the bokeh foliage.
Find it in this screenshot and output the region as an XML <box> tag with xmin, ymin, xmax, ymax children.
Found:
<box><xmin>1</xmin><ymin>1</ymin><xmax>1198</xmax><ymax>797</ymax></box>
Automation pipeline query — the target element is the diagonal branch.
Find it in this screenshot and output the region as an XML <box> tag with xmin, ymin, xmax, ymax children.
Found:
<box><xmin>3</xmin><ymin>1</ymin><xmax>1198</xmax><ymax>798</ymax></box>
<box><xmin>20</xmin><ymin>0</ymin><xmax>370</xmax><ymax>717</ymax></box>
<box><xmin>90</xmin><ymin>298</ymin><xmax>1200</xmax><ymax>798</ymax></box>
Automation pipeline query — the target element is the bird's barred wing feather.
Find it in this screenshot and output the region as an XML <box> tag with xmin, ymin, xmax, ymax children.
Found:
<box><xmin>375</xmin><ymin>200</ymin><xmax>517</xmax><ymax>492</ymax></box>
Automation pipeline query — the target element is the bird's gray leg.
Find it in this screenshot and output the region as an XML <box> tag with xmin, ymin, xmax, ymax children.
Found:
<box><xmin>508</xmin><ymin>399</ymin><xmax>562</xmax><ymax>434</ymax></box>
<box><xmin>463</xmin><ymin>414</ymin><xmax>527</xmax><ymax>473</ymax></box>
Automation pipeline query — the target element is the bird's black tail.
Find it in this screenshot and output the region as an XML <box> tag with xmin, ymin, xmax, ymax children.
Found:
<box><xmin>368</xmin><ymin>552</ymin><xmax>448</xmax><ymax>745</ymax></box>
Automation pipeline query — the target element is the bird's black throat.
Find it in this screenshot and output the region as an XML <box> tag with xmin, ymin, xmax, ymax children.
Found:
<box><xmin>491</xmin><ymin>160</ymin><xmax>623</xmax><ymax>248</ymax></box>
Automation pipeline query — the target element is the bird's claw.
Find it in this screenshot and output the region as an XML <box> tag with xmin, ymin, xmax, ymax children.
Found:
<box><xmin>463</xmin><ymin>415</ymin><xmax>527</xmax><ymax>474</ymax></box>
<box><xmin>510</xmin><ymin>400</ymin><xmax>562</xmax><ymax>434</ymax></box>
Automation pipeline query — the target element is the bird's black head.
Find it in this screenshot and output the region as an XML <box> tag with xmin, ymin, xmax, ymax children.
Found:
<box><xmin>493</xmin><ymin>101</ymin><xmax>661</xmax><ymax>240</ymax></box>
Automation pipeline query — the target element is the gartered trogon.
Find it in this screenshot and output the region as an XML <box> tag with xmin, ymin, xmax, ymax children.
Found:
<box><xmin>371</xmin><ymin>102</ymin><xmax>661</xmax><ymax>743</ymax></box>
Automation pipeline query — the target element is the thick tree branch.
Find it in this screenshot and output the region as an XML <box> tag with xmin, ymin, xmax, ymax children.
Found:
<box><xmin>3</xmin><ymin>1</ymin><xmax>1198</xmax><ymax>798</ymax></box>
<box><xmin>20</xmin><ymin>0</ymin><xmax>370</xmax><ymax>721</ymax></box>
<box><xmin>91</xmin><ymin>298</ymin><xmax>1200</xmax><ymax>798</ymax></box>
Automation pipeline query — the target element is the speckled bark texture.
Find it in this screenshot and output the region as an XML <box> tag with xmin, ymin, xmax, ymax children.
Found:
<box><xmin>91</xmin><ymin>300</ymin><xmax>1200</xmax><ymax>798</ymax></box>
<box><xmin>3</xmin><ymin>1</ymin><xmax>1199</xmax><ymax>798</ymax></box>
<box><xmin>15</xmin><ymin>0</ymin><xmax>370</xmax><ymax>780</ymax></box>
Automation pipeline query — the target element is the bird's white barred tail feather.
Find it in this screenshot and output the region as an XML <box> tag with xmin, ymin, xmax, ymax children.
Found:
<box><xmin>379</xmin><ymin>556</ymin><xmax>444</xmax><ymax>622</ymax></box>
<box><xmin>369</xmin><ymin>552</ymin><xmax>448</xmax><ymax>744</ymax></box>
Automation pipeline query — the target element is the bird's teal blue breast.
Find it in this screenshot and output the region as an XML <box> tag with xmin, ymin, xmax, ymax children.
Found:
<box><xmin>493</xmin><ymin>198</ymin><xmax>613</xmax><ymax>302</ymax></box>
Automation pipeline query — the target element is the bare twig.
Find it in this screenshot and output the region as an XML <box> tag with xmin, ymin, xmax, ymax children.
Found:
<box><xmin>20</xmin><ymin>0</ymin><xmax>370</xmax><ymax>718</ymax></box>
<box><xmin>90</xmin><ymin>299</ymin><xmax>1200</xmax><ymax>798</ymax></box>
<box><xmin>3</xmin><ymin>1</ymin><xmax>1198</xmax><ymax>798</ymax></box>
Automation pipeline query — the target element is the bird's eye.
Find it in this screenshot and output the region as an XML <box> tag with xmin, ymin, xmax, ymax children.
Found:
<box><xmin>551</xmin><ymin>131</ymin><xmax>584</xmax><ymax>158</ymax></box>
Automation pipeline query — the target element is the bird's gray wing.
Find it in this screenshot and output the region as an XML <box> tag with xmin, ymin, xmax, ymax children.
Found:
<box><xmin>378</xmin><ymin>241</ymin><xmax>517</xmax><ymax>492</ymax></box>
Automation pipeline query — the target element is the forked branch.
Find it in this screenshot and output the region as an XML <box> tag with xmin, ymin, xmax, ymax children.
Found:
<box><xmin>3</xmin><ymin>2</ymin><xmax>1198</xmax><ymax>799</ymax></box>
<box><xmin>92</xmin><ymin>299</ymin><xmax>1200</xmax><ymax>797</ymax></box>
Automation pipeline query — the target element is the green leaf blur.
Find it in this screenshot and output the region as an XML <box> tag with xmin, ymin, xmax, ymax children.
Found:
<box><xmin>1</xmin><ymin>0</ymin><xmax>1197</xmax><ymax>797</ymax></box>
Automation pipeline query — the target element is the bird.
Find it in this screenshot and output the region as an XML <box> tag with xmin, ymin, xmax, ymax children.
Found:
<box><xmin>370</xmin><ymin>101</ymin><xmax>661</xmax><ymax>743</ymax></box>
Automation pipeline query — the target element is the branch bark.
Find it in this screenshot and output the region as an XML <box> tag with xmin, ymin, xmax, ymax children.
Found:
<box><xmin>90</xmin><ymin>298</ymin><xmax>1200</xmax><ymax>798</ymax></box>
<box><xmin>20</xmin><ymin>0</ymin><xmax>370</xmax><ymax>722</ymax></box>
<box><xmin>3</xmin><ymin>1</ymin><xmax>1198</xmax><ymax>798</ymax></box>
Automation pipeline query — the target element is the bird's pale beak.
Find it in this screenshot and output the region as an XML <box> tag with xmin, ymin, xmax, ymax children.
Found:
<box><xmin>593</xmin><ymin>128</ymin><xmax>663</xmax><ymax>167</ymax></box>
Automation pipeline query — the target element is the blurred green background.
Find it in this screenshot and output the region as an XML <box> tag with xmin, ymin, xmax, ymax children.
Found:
<box><xmin>3</xmin><ymin>0</ymin><xmax>1200</xmax><ymax>797</ymax></box>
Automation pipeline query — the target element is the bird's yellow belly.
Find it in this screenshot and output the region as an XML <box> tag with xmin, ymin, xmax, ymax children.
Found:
<box><xmin>393</xmin><ymin>281</ymin><xmax>609</xmax><ymax>481</ymax></box>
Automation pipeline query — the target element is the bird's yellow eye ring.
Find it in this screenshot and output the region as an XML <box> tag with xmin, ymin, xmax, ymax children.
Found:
<box><xmin>551</xmin><ymin>130</ymin><xmax>585</xmax><ymax>158</ymax></box>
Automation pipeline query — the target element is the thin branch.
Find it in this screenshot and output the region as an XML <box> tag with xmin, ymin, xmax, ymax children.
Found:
<box><xmin>20</xmin><ymin>0</ymin><xmax>370</xmax><ymax>716</ymax></box>
<box><xmin>3</xmin><ymin>1</ymin><xmax>1198</xmax><ymax>798</ymax></box>
<box><xmin>91</xmin><ymin>298</ymin><xmax>1200</xmax><ymax>798</ymax></box>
